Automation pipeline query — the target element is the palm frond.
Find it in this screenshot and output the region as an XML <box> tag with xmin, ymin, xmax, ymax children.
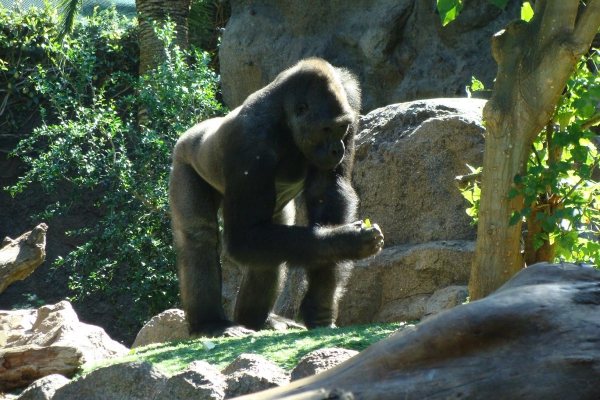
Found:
<box><xmin>57</xmin><ymin>0</ymin><xmax>83</xmax><ymax>40</ymax></box>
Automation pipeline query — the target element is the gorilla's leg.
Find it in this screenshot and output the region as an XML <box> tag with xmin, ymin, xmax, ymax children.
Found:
<box><xmin>233</xmin><ymin>202</ymin><xmax>295</xmax><ymax>330</ymax></box>
<box><xmin>299</xmin><ymin>262</ymin><xmax>351</xmax><ymax>328</ymax></box>
<box><xmin>170</xmin><ymin>161</ymin><xmax>232</xmax><ymax>336</ymax></box>
<box><xmin>301</xmin><ymin>169</ymin><xmax>358</xmax><ymax>328</ymax></box>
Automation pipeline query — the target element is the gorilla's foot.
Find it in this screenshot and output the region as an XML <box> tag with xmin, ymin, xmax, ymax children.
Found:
<box><xmin>264</xmin><ymin>313</ymin><xmax>307</xmax><ymax>331</ymax></box>
<box><xmin>190</xmin><ymin>320</ymin><xmax>255</xmax><ymax>338</ymax></box>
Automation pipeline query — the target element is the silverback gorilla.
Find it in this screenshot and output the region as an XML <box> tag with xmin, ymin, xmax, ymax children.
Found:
<box><xmin>170</xmin><ymin>58</ymin><xmax>384</xmax><ymax>337</ymax></box>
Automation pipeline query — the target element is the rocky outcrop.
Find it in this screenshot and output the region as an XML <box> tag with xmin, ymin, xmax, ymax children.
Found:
<box><xmin>220</xmin><ymin>0</ymin><xmax>519</xmax><ymax>112</ymax></box>
<box><xmin>235</xmin><ymin>263</ymin><xmax>600</xmax><ymax>400</ymax></box>
<box><xmin>0</xmin><ymin>301</ymin><xmax>128</xmax><ymax>391</ymax></box>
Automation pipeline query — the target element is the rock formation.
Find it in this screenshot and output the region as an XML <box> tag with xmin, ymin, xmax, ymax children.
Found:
<box><xmin>220</xmin><ymin>0</ymin><xmax>520</xmax><ymax>112</ymax></box>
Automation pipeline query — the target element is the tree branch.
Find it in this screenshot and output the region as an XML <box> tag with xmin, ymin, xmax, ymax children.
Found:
<box><xmin>541</xmin><ymin>0</ymin><xmax>578</xmax><ymax>44</ymax></box>
<box><xmin>573</xmin><ymin>0</ymin><xmax>600</xmax><ymax>55</ymax></box>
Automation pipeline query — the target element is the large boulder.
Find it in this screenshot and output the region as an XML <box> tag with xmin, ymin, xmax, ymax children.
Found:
<box><xmin>234</xmin><ymin>263</ymin><xmax>600</xmax><ymax>399</ymax></box>
<box><xmin>220</xmin><ymin>0</ymin><xmax>519</xmax><ymax>112</ymax></box>
<box><xmin>0</xmin><ymin>301</ymin><xmax>128</xmax><ymax>390</ymax></box>
<box><xmin>353</xmin><ymin>98</ymin><xmax>485</xmax><ymax>246</ymax></box>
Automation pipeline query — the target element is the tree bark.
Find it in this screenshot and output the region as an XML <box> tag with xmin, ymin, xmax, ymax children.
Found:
<box><xmin>136</xmin><ymin>0</ymin><xmax>192</xmax><ymax>77</ymax></box>
<box><xmin>469</xmin><ymin>0</ymin><xmax>600</xmax><ymax>300</ymax></box>
<box><xmin>0</xmin><ymin>223</ymin><xmax>47</xmax><ymax>294</ymax></box>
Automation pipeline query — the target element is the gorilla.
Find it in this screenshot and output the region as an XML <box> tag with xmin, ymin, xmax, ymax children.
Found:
<box><xmin>169</xmin><ymin>58</ymin><xmax>384</xmax><ymax>337</ymax></box>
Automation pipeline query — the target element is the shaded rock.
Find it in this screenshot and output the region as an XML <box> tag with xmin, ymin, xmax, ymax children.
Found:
<box><xmin>290</xmin><ymin>348</ymin><xmax>358</xmax><ymax>382</ymax></box>
<box><xmin>223</xmin><ymin>354</ymin><xmax>289</xmax><ymax>398</ymax></box>
<box><xmin>15</xmin><ymin>374</ymin><xmax>69</xmax><ymax>400</ymax></box>
<box><xmin>353</xmin><ymin>99</ymin><xmax>485</xmax><ymax>247</ymax></box>
<box><xmin>160</xmin><ymin>361</ymin><xmax>227</xmax><ymax>400</ymax></box>
<box><xmin>233</xmin><ymin>263</ymin><xmax>600</xmax><ymax>400</ymax></box>
<box><xmin>132</xmin><ymin>309</ymin><xmax>189</xmax><ymax>348</ymax></box>
<box><xmin>51</xmin><ymin>361</ymin><xmax>167</xmax><ymax>400</ymax></box>
<box><xmin>0</xmin><ymin>224</ymin><xmax>47</xmax><ymax>294</ymax></box>
<box><xmin>220</xmin><ymin>0</ymin><xmax>520</xmax><ymax>112</ymax></box>
<box><xmin>0</xmin><ymin>301</ymin><xmax>128</xmax><ymax>390</ymax></box>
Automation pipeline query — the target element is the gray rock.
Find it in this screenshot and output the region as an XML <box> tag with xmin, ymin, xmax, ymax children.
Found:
<box><xmin>15</xmin><ymin>374</ymin><xmax>69</xmax><ymax>400</ymax></box>
<box><xmin>223</xmin><ymin>354</ymin><xmax>289</xmax><ymax>398</ymax></box>
<box><xmin>220</xmin><ymin>0</ymin><xmax>519</xmax><ymax>112</ymax></box>
<box><xmin>51</xmin><ymin>361</ymin><xmax>167</xmax><ymax>400</ymax></box>
<box><xmin>354</xmin><ymin>99</ymin><xmax>485</xmax><ymax>247</ymax></box>
<box><xmin>290</xmin><ymin>348</ymin><xmax>358</xmax><ymax>382</ymax></box>
<box><xmin>132</xmin><ymin>309</ymin><xmax>189</xmax><ymax>348</ymax></box>
<box><xmin>337</xmin><ymin>241</ymin><xmax>474</xmax><ymax>325</ymax></box>
<box><xmin>160</xmin><ymin>361</ymin><xmax>227</xmax><ymax>400</ymax></box>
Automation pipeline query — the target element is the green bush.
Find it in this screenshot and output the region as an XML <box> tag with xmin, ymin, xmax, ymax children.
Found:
<box><xmin>7</xmin><ymin>7</ymin><xmax>225</xmax><ymax>329</ymax></box>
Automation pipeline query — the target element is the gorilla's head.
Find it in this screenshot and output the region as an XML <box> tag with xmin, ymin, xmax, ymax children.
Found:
<box><xmin>282</xmin><ymin>59</ymin><xmax>359</xmax><ymax>170</ymax></box>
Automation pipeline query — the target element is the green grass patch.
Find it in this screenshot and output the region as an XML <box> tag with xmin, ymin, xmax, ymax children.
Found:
<box><xmin>82</xmin><ymin>322</ymin><xmax>409</xmax><ymax>376</ymax></box>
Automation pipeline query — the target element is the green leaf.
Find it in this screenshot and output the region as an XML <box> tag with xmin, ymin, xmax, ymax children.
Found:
<box><xmin>509</xmin><ymin>211</ymin><xmax>521</xmax><ymax>226</ymax></box>
<box><xmin>542</xmin><ymin>216</ymin><xmax>558</xmax><ymax>232</ymax></box>
<box><xmin>521</xmin><ymin>2</ymin><xmax>534</xmax><ymax>22</ymax></box>
<box><xmin>508</xmin><ymin>187</ymin><xmax>520</xmax><ymax>199</ymax></box>
<box><xmin>437</xmin><ymin>0</ymin><xmax>463</xmax><ymax>26</ymax></box>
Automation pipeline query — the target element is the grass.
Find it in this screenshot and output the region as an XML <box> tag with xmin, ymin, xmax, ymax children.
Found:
<box><xmin>82</xmin><ymin>322</ymin><xmax>410</xmax><ymax>376</ymax></box>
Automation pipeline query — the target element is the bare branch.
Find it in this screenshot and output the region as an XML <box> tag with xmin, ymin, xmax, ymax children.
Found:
<box><xmin>573</xmin><ymin>0</ymin><xmax>600</xmax><ymax>56</ymax></box>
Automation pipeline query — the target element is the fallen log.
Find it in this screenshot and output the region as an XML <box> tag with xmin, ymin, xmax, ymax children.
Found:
<box><xmin>237</xmin><ymin>262</ymin><xmax>600</xmax><ymax>399</ymax></box>
<box><xmin>0</xmin><ymin>223</ymin><xmax>47</xmax><ymax>294</ymax></box>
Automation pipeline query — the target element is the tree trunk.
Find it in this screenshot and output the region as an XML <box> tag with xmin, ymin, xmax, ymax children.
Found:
<box><xmin>136</xmin><ymin>0</ymin><xmax>192</xmax><ymax>77</ymax></box>
<box><xmin>0</xmin><ymin>223</ymin><xmax>47</xmax><ymax>294</ymax></box>
<box><xmin>235</xmin><ymin>264</ymin><xmax>600</xmax><ymax>399</ymax></box>
<box><xmin>469</xmin><ymin>0</ymin><xmax>600</xmax><ymax>300</ymax></box>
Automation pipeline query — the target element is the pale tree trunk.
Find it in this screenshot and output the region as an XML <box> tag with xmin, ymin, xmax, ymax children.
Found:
<box><xmin>469</xmin><ymin>0</ymin><xmax>600</xmax><ymax>300</ymax></box>
<box><xmin>136</xmin><ymin>0</ymin><xmax>192</xmax><ymax>77</ymax></box>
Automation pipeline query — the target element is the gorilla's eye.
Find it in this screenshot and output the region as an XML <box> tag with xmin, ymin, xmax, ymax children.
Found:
<box><xmin>295</xmin><ymin>104</ymin><xmax>308</xmax><ymax>116</ymax></box>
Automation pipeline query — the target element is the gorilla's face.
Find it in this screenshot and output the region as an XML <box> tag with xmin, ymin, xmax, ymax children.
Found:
<box><xmin>286</xmin><ymin>74</ymin><xmax>356</xmax><ymax>170</ymax></box>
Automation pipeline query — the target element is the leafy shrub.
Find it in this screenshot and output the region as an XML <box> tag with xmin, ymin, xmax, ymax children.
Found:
<box><xmin>7</xmin><ymin>7</ymin><xmax>225</xmax><ymax>329</ymax></box>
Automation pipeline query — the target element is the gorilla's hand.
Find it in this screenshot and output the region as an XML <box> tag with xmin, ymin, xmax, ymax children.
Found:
<box><xmin>327</xmin><ymin>221</ymin><xmax>384</xmax><ymax>260</ymax></box>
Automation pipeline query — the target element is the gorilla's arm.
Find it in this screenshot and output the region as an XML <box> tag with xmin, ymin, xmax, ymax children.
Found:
<box><xmin>221</xmin><ymin>155</ymin><xmax>381</xmax><ymax>268</ymax></box>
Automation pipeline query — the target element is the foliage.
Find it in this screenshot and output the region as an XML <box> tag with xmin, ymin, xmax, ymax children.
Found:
<box><xmin>81</xmin><ymin>322</ymin><xmax>405</xmax><ymax>375</ymax></box>
<box><xmin>6</xmin><ymin>8</ymin><xmax>225</xmax><ymax>330</ymax></box>
<box><xmin>436</xmin><ymin>0</ymin><xmax>509</xmax><ymax>26</ymax></box>
<box><xmin>0</xmin><ymin>4</ymin><xmax>56</xmax><ymax>143</ymax></box>
<box><xmin>461</xmin><ymin>50</ymin><xmax>600</xmax><ymax>267</ymax></box>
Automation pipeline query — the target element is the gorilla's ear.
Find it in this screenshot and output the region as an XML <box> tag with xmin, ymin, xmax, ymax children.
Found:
<box><xmin>335</xmin><ymin>67</ymin><xmax>361</xmax><ymax>113</ymax></box>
